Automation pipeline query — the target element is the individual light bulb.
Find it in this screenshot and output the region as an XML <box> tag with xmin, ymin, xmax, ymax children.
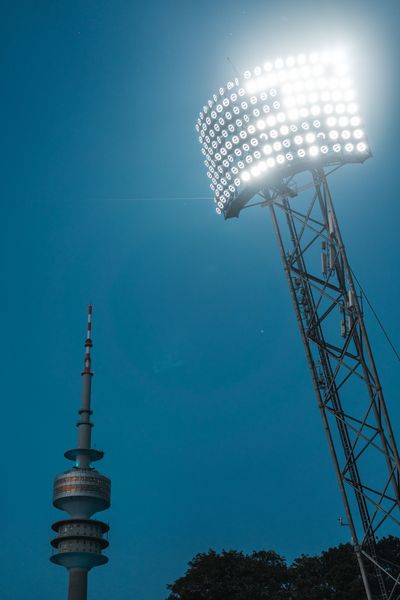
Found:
<box><xmin>313</xmin><ymin>64</ymin><xmax>324</xmax><ymax>77</ymax></box>
<box><xmin>263</xmin><ymin>144</ymin><xmax>272</xmax><ymax>155</ymax></box>
<box><xmin>282</xmin><ymin>78</ymin><xmax>293</xmax><ymax>91</ymax></box>
<box><xmin>343</xmin><ymin>89</ymin><xmax>355</xmax><ymax>101</ymax></box>
<box><xmin>304</xmin><ymin>79</ymin><xmax>315</xmax><ymax>91</ymax></box>
<box><xmin>257</xmin><ymin>77</ymin><xmax>267</xmax><ymax>90</ymax></box>
<box><xmin>357</xmin><ymin>142</ymin><xmax>367</xmax><ymax>152</ymax></box>
<box><xmin>309</xmin><ymin>145</ymin><xmax>319</xmax><ymax>157</ymax></box>
<box><xmin>293</xmin><ymin>81</ymin><xmax>305</xmax><ymax>93</ymax></box>
<box><xmin>347</xmin><ymin>102</ymin><xmax>358</xmax><ymax>114</ymax></box>
<box><xmin>332</xmin><ymin>90</ymin><xmax>342</xmax><ymax>102</ymax></box>
<box><xmin>284</xmin><ymin>97</ymin><xmax>295</xmax><ymax>111</ymax></box>
<box><xmin>297</xmin><ymin>94</ymin><xmax>307</xmax><ymax>105</ymax></box>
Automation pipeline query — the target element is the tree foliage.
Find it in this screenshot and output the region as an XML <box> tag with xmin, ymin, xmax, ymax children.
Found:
<box><xmin>167</xmin><ymin>549</ymin><xmax>290</xmax><ymax>600</ymax></box>
<box><xmin>167</xmin><ymin>537</ymin><xmax>400</xmax><ymax>600</ymax></box>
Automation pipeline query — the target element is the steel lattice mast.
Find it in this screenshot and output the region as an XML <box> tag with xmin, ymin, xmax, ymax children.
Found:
<box><xmin>263</xmin><ymin>168</ymin><xmax>400</xmax><ymax>599</ymax></box>
<box><xmin>195</xmin><ymin>48</ymin><xmax>400</xmax><ymax>598</ymax></box>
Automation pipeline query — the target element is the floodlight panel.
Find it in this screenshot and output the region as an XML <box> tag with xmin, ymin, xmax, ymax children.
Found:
<box><xmin>196</xmin><ymin>49</ymin><xmax>371</xmax><ymax>217</ymax></box>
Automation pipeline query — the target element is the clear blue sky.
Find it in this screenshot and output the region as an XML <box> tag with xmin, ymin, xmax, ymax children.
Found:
<box><xmin>1</xmin><ymin>1</ymin><xmax>400</xmax><ymax>599</ymax></box>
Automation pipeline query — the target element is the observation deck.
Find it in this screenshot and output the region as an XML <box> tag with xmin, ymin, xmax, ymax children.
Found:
<box><xmin>53</xmin><ymin>467</ymin><xmax>111</xmax><ymax>518</ymax></box>
<box><xmin>51</xmin><ymin>518</ymin><xmax>109</xmax><ymax>570</ymax></box>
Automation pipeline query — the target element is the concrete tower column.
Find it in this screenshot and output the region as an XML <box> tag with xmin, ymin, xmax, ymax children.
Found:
<box><xmin>68</xmin><ymin>569</ymin><xmax>88</xmax><ymax>600</ymax></box>
<box><xmin>50</xmin><ymin>306</ymin><xmax>111</xmax><ymax>600</ymax></box>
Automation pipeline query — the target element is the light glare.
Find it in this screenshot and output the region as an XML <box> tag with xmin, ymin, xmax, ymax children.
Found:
<box><xmin>197</xmin><ymin>47</ymin><xmax>370</xmax><ymax>213</ymax></box>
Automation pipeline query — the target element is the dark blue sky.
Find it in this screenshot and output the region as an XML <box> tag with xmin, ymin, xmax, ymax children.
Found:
<box><xmin>1</xmin><ymin>1</ymin><xmax>400</xmax><ymax>599</ymax></box>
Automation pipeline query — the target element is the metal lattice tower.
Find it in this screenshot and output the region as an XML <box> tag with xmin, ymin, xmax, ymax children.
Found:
<box><xmin>196</xmin><ymin>49</ymin><xmax>400</xmax><ymax>598</ymax></box>
<box><xmin>50</xmin><ymin>306</ymin><xmax>111</xmax><ymax>600</ymax></box>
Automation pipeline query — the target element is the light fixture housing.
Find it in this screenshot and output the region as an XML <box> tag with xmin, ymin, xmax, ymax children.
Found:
<box><xmin>196</xmin><ymin>49</ymin><xmax>371</xmax><ymax>218</ymax></box>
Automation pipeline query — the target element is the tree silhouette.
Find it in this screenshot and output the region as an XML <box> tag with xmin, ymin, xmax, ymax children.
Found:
<box><xmin>167</xmin><ymin>549</ymin><xmax>290</xmax><ymax>600</ymax></box>
<box><xmin>167</xmin><ymin>537</ymin><xmax>400</xmax><ymax>599</ymax></box>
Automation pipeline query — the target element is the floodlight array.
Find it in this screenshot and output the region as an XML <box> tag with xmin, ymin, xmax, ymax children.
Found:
<box><xmin>196</xmin><ymin>49</ymin><xmax>370</xmax><ymax>215</ymax></box>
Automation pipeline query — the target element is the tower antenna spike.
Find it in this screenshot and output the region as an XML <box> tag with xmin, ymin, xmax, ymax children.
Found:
<box><xmin>83</xmin><ymin>303</ymin><xmax>93</xmax><ymax>375</ymax></box>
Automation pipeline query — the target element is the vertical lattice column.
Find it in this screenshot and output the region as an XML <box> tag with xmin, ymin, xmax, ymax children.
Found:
<box><xmin>265</xmin><ymin>169</ymin><xmax>400</xmax><ymax>598</ymax></box>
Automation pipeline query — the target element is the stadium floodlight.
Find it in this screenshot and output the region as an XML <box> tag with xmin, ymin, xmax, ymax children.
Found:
<box><xmin>195</xmin><ymin>48</ymin><xmax>371</xmax><ymax>218</ymax></box>
<box><xmin>195</xmin><ymin>49</ymin><xmax>400</xmax><ymax>600</ymax></box>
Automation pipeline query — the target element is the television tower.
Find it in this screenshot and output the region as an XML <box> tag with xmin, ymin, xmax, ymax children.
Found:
<box><xmin>50</xmin><ymin>305</ymin><xmax>111</xmax><ymax>600</ymax></box>
<box><xmin>196</xmin><ymin>49</ymin><xmax>400</xmax><ymax>598</ymax></box>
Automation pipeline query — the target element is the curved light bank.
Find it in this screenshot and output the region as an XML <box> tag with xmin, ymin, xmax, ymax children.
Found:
<box><xmin>196</xmin><ymin>49</ymin><xmax>370</xmax><ymax>218</ymax></box>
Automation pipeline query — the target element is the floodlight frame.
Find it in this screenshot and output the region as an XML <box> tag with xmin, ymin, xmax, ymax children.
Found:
<box><xmin>196</xmin><ymin>49</ymin><xmax>371</xmax><ymax>218</ymax></box>
<box><xmin>196</xmin><ymin>50</ymin><xmax>400</xmax><ymax>600</ymax></box>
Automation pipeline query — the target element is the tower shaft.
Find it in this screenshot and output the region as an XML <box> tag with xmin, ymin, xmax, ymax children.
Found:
<box><xmin>68</xmin><ymin>569</ymin><xmax>88</xmax><ymax>600</ymax></box>
<box><xmin>264</xmin><ymin>168</ymin><xmax>400</xmax><ymax>599</ymax></box>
